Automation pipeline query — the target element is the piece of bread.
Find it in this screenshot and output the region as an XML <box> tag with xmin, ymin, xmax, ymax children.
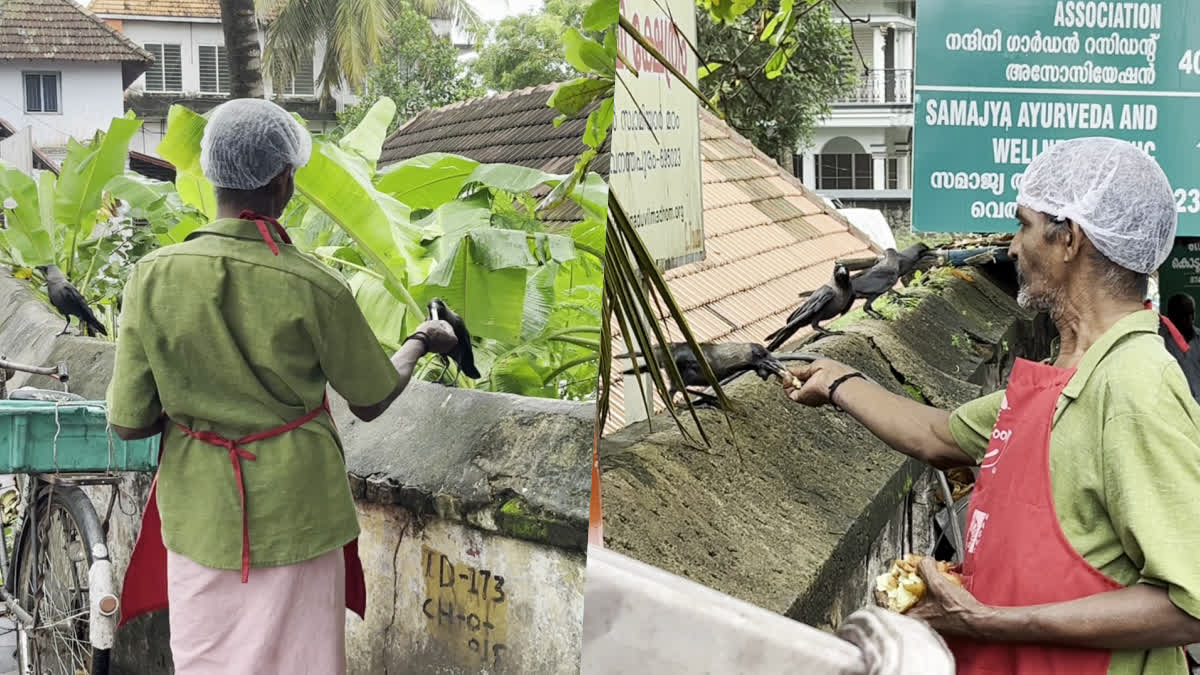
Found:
<box><xmin>873</xmin><ymin>554</ymin><xmax>962</xmax><ymax>613</ymax></box>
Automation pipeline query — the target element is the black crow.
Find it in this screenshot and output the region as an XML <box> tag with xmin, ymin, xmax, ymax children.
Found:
<box><xmin>620</xmin><ymin>342</ymin><xmax>822</xmax><ymax>406</ymax></box>
<box><xmin>765</xmin><ymin>264</ymin><xmax>854</xmax><ymax>350</ymax></box>
<box><xmin>897</xmin><ymin>242</ymin><xmax>933</xmax><ymax>278</ymax></box>
<box><xmin>851</xmin><ymin>248</ymin><xmax>901</xmax><ymax>320</ymax></box>
<box><xmin>36</xmin><ymin>265</ymin><xmax>106</xmax><ymax>337</ymax></box>
<box><xmin>427</xmin><ymin>297</ymin><xmax>480</xmax><ymax>381</ymax></box>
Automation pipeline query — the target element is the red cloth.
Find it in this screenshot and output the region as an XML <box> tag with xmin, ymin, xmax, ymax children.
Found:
<box><xmin>1145</xmin><ymin>300</ymin><xmax>1190</xmax><ymax>353</ymax></box>
<box><xmin>947</xmin><ymin>358</ymin><xmax>1121</xmax><ymax>674</ymax></box>
<box><xmin>237</xmin><ymin>210</ymin><xmax>292</xmax><ymax>256</ymax></box>
<box><xmin>118</xmin><ymin>399</ymin><xmax>367</xmax><ymax>628</ymax></box>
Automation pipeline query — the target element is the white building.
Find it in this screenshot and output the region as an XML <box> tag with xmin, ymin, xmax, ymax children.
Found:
<box><xmin>795</xmin><ymin>0</ymin><xmax>916</xmax><ymax>229</ymax></box>
<box><xmin>87</xmin><ymin>0</ymin><xmax>475</xmax><ymax>158</ymax></box>
<box><xmin>0</xmin><ymin>0</ymin><xmax>152</xmax><ymax>158</ymax></box>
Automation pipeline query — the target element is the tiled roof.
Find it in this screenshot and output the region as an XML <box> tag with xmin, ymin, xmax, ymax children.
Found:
<box><xmin>88</xmin><ymin>0</ymin><xmax>221</xmax><ymax>18</ymax></box>
<box><xmin>376</xmin><ymin>85</ymin><xmax>875</xmax><ymax>432</ymax></box>
<box><xmin>604</xmin><ymin>110</ymin><xmax>877</xmax><ymax>432</ymax></box>
<box><xmin>381</xmin><ymin>82</ymin><xmax>608</xmax><ymax>177</ymax></box>
<box><xmin>1</xmin><ymin>0</ymin><xmax>154</xmax><ymax>62</ymax></box>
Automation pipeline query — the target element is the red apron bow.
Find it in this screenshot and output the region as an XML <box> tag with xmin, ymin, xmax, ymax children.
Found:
<box><xmin>237</xmin><ymin>210</ymin><xmax>292</xmax><ymax>256</ymax></box>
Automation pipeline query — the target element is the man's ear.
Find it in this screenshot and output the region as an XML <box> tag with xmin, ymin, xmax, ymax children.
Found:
<box><xmin>1063</xmin><ymin>220</ymin><xmax>1086</xmax><ymax>262</ymax></box>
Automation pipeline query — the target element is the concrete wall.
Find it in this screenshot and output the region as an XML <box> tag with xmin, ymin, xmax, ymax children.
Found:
<box><xmin>0</xmin><ymin>270</ymin><xmax>591</xmax><ymax>674</ymax></box>
<box><xmin>599</xmin><ymin>267</ymin><xmax>1043</xmax><ymax>630</ymax></box>
<box><xmin>0</xmin><ymin>60</ymin><xmax>126</xmax><ymax>148</ymax></box>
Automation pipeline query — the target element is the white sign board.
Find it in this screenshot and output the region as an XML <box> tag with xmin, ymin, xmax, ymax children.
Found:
<box><xmin>612</xmin><ymin>0</ymin><xmax>705</xmax><ymax>272</ymax></box>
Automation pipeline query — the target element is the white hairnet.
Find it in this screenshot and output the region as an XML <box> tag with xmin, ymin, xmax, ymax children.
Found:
<box><xmin>1016</xmin><ymin>137</ymin><xmax>1176</xmax><ymax>275</ymax></box>
<box><xmin>199</xmin><ymin>98</ymin><xmax>312</xmax><ymax>190</ymax></box>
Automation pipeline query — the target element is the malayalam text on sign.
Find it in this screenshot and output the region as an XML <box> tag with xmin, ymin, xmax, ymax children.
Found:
<box><xmin>913</xmin><ymin>0</ymin><xmax>1200</xmax><ymax>236</ymax></box>
<box><xmin>613</xmin><ymin>0</ymin><xmax>704</xmax><ymax>270</ymax></box>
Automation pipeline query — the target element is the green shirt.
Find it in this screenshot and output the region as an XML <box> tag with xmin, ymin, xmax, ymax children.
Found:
<box><xmin>949</xmin><ymin>310</ymin><xmax>1200</xmax><ymax>675</ymax></box>
<box><xmin>107</xmin><ymin>218</ymin><xmax>400</xmax><ymax>569</ymax></box>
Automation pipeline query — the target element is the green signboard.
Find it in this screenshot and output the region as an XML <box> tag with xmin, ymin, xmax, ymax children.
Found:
<box><xmin>913</xmin><ymin>0</ymin><xmax>1200</xmax><ymax>235</ymax></box>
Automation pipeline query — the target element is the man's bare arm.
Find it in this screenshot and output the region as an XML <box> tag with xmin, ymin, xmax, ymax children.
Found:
<box><xmin>787</xmin><ymin>362</ymin><xmax>975</xmax><ymax>469</ymax></box>
<box><xmin>348</xmin><ymin>339</ymin><xmax>427</xmax><ymax>422</ymax></box>
<box><xmin>830</xmin><ymin>376</ymin><xmax>974</xmax><ymax>469</ymax></box>
<box><xmin>981</xmin><ymin>583</ymin><xmax>1200</xmax><ymax>649</ymax></box>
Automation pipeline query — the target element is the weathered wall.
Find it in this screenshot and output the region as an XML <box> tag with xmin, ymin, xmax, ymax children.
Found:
<box><xmin>599</xmin><ymin>268</ymin><xmax>1040</xmax><ymax>629</ymax></box>
<box><xmin>0</xmin><ymin>270</ymin><xmax>591</xmax><ymax>674</ymax></box>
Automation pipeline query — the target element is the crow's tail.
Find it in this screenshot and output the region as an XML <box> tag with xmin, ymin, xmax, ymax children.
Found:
<box><xmin>81</xmin><ymin>308</ymin><xmax>107</xmax><ymax>337</ymax></box>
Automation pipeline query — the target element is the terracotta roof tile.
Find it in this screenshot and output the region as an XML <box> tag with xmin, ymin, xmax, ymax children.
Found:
<box><xmin>2</xmin><ymin>0</ymin><xmax>153</xmax><ymax>63</ymax></box>
<box><xmin>88</xmin><ymin>0</ymin><xmax>221</xmax><ymax>18</ymax></box>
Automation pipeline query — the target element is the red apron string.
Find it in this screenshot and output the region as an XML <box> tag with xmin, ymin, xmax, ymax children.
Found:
<box><xmin>173</xmin><ymin>395</ymin><xmax>331</xmax><ymax>583</ymax></box>
<box><xmin>237</xmin><ymin>210</ymin><xmax>293</xmax><ymax>256</ymax></box>
<box><xmin>1145</xmin><ymin>300</ymin><xmax>1190</xmax><ymax>353</ymax></box>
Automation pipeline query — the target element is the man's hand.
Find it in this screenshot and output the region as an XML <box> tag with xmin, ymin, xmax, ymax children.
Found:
<box><xmin>414</xmin><ymin>319</ymin><xmax>458</xmax><ymax>355</ymax></box>
<box><xmin>908</xmin><ymin>557</ymin><xmax>989</xmax><ymax>639</ymax></box>
<box><xmin>783</xmin><ymin>359</ymin><xmax>860</xmax><ymax>407</ymax></box>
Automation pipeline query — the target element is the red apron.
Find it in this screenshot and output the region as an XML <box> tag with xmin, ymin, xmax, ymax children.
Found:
<box><xmin>948</xmin><ymin>358</ymin><xmax>1122</xmax><ymax>674</ymax></box>
<box><xmin>1146</xmin><ymin>300</ymin><xmax>1190</xmax><ymax>353</ymax></box>
<box><xmin>118</xmin><ymin>211</ymin><xmax>367</xmax><ymax>628</ymax></box>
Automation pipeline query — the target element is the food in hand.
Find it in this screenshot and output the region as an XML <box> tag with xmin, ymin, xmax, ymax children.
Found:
<box><xmin>873</xmin><ymin>554</ymin><xmax>962</xmax><ymax>613</ymax></box>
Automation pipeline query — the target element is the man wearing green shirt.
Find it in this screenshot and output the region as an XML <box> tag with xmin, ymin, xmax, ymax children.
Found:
<box><xmin>785</xmin><ymin>138</ymin><xmax>1200</xmax><ymax>675</ymax></box>
<box><xmin>107</xmin><ymin>98</ymin><xmax>457</xmax><ymax>673</ymax></box>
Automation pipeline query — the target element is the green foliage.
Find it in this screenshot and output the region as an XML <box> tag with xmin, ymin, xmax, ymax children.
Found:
<box><xmin>696</xmin><ymin>0</ymin><xmax>858</xmax><ymax>159</ymax></box>
<box><xmin>0</xmin><ymin>114</ymin><xmax>154</xmax><ymax>337</ymax></box>
<box><xmin>141</xmin><ymin>98</ymin><xmax>607</xmax><ymax>400</ymax></box>
<box><xmin>471</xmin><ymin>0</ymin><xmax>601</xmax><ymax>92</ymax></box>
<box><xmin>332</xmin><ymin>6</ymin><xmax>483</xmax><ymax>140</ymax></box>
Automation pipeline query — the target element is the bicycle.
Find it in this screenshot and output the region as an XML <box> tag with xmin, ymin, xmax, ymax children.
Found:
<box><xmin>0</xmin><ymin>356</ymin><xmax>138</xmax><ymax>675</ymax></box>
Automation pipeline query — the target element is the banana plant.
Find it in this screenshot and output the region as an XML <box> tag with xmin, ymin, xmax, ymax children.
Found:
<box><xmin>0</xmin><ymin>112</ymin><xmax>145</xmax><ymax>337</ymax></box>
<box><xmin>144</xmin><ymin>97</ymin><xmax>606</xmax><ymax>400</ymax></box>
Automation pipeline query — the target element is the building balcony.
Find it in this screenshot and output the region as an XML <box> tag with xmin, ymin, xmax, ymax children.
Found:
<box><xmin>834</xmin><ymin>69</ymin><xmax>913</xmax><ymax>106</ymax></box>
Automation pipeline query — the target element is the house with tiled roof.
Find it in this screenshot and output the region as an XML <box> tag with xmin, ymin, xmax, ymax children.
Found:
<box><xmin>0</xmin><ymin>0</ymin><xmax>152</xmax><ymax>152</ymax></box>
<box><xmin>87</xmin><ymin>0</ymin><xmax>477</xmax><ymax>158</ymax></box>
<box><xmin>379</xmin><ymin>84</ymin><xmax>879</xmax><ymax>431</ymax></box>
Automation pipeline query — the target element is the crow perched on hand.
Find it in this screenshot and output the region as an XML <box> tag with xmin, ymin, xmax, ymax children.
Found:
<box><xmin>427</xmin><ymin>297</ymin><xmax>480</xmax><ymax>381</ymax></box>
<box><xmin>36</xmin><ymin>265</ymin><xmax>106</xmax><ymax>337</ymax></box>
<box><xmin>620</xmin><ymin>342</ymin><xmax>821</xmax><ymax>406</ymax></box>
<box><xmin>851</xmin><ymin>248</ymin><xmax>901</xmax><ymax>320</ymax></box>
<box><xmin>765</xmin><ymin>264</ymin><xmax>854</xmax><ymax>350</ymax></box>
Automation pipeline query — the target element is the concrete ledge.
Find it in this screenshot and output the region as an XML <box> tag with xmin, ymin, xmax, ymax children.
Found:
<box><xmin>333</xmin><ymin>384</ymin><xmax>594</xmax><ymax>551</ymax></box>
<box><xmin>599</xmin><ymin>270</ymin><xmax>1030</xmax><ymax>627</ymax></box>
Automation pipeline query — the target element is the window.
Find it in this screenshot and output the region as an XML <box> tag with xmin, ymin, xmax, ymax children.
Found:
<box><xmin>23</xmin><ymin>73</ymin><xmax>60</xmax><ymax>114</ymax></box>
<box><xmin>792</xmin><ymin>154</ymin><xmax>804</xmax><ymax>181</ymax></box>
<box><xmin>886</xmin><ymin>158</ymin><xmax>900</xmax><ymax>189</ymax></box>
<box><xmin>198</xmin><ymin>45</ymin><xmax>230</xmax><ymax>94</ymax></box>
<box><xmin>282</xmin><ymin>49</ymin><xmax>315</xmax><ymax>97</ymax></box>
<box><xmin>143</xmin><ymin>43</ymin><xmax>183</xmax><ymax>92</ymax></box>
<box><xmin>816</xmin><ymin>153</ymin><xmax>873</xmax><ymax>191</ymax></box>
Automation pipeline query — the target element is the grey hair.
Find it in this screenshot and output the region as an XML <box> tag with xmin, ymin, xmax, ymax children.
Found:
<box><xmin>1043</xmin><ymin>215</ymin><xmax>1149</xmax><ymax>301</ymax></box>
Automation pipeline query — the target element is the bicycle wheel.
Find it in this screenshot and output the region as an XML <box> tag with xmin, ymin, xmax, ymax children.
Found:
<box><xmin>13</xmin><ymin>484</ymin><xmax>110</xmax><ymax>675</ymax></box>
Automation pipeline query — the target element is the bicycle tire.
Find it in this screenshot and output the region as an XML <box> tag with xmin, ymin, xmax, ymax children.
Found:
<box><xmin>11</xmin><ymin>483</ymin><xmax>111</xmax><ymax>675</ymax></box>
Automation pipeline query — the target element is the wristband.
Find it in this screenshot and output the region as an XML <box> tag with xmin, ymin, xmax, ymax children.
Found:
<box><xmin>827</xmin><ymin>372</ymin><xmax>866</xmax><ymax>413</ymax></box>
<box><xmin>403</xmin><ymin>331</ymin><xmax>430</xmax><ymax>351</ymax></box>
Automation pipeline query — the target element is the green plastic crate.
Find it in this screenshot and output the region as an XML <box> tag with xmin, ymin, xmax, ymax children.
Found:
<box><xmin>0</xmin><ymin>401</ymin><xmax>158</xmax><ymax>473</ymax></box>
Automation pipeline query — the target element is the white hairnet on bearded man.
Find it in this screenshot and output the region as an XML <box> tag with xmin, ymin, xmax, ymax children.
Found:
<box><xmin>1016</xmin><ymin>137</ymin><xmax>1177</xmax><ymax>275</ymax></box>
<box><xmin>200</xmin><ymin>98</ymin><xmax>313</xmax><ymax>191</ymax></box>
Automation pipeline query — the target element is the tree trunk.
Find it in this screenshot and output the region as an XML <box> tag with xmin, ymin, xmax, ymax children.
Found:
<box><xmin>219</xmin><ymin>0</ymin><xmax>265</xmax><ymax>98</ymax></box>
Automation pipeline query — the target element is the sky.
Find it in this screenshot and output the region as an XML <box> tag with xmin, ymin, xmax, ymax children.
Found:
<box><xmin>472</xmin><ymin>0</ymin><xmax>545</xmax><ymax>22</ymax></box>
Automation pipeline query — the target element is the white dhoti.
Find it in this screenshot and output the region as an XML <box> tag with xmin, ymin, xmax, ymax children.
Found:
<box><xmin>166</xmin><ymin>548</ymin><xmax>346</xmax><ymax>674</ymax></box>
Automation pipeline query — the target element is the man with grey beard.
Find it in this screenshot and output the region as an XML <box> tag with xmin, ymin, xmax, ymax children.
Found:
<box><xmin>783</xmin><ymin>137</ymin><xmax>1200</xmax><ymax>675</ymax></box>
